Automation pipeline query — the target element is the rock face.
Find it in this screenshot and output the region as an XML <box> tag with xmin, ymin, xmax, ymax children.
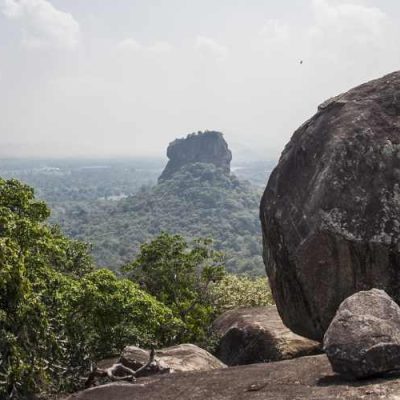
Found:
<box><xmin>66</xmin><ymin>354</ymin><xmax>400</xmax><ymax>400</ymax></box>
<box><xmin>158</xmin><ymin>131</ymin><xmax>232</xmax><ymax>181</ymax></box>
<box><xmin>260</xmin><ymin>71</ymin><xmax>400</xmax><ymax>341</ymax></box>
<box><xmin>121</xmin><ymin>344</ymin><xmax>226</xmax><ymax>373</ymax></box>
<box><xmin>324</xmin><ymin>289</ymin><xmax>400</xmax><ymax>379</ymax></box>
<box><xmin>213</xmin><ymin>306</ymin><xmax>320</xmax><ymax>365</ymax></box>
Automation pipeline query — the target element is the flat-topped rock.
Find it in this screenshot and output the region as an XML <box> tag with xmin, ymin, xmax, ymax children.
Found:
<box><xmin>158</xmin><ymin>131</ymin><xmax>232</xmax><ymax>181</ymax></box>
<box><xmin>66</xmin><ymin>354</ymin><xmax>400</xmax><ymax>400</ymax></box>
<box><xmin>213</xmin><ymin>306</ymin><xmax>320</xmax><ymax>365</ymax></box>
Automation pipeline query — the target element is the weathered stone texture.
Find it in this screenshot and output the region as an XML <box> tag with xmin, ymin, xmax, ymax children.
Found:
<box><xmin>66</xmin><ymin>354</ymin><xmax>400</xmax><ymax>400</ymax></box>
<box><xmin>121</xmin><ymin>343</ymin><xmax>226</xmax><ymax>373</ymax></box>
<box><xmin>260</xmin><ymin>71</ymin><xmax>400</xmax><ymax>341</ymax></box>
<box><xmin>324</xmin><ymin>289</ymin><xmax>400</xmax><ymax>379</ymax></box>
<box><xmin>159</xmin><ymin>131</ymin><xmax>232</xmax><ymax>181</ymax></box>
<box><xmin>213</xmin><ymin>306</ymin><xmax>320</xmax><ymax>365</ymax></box>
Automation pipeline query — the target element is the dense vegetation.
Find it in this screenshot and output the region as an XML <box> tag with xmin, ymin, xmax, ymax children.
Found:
<box><xmin>0</xmin><ymin>158</ymin><xmax>163</xmax><ymax>202</ymax></box>
<box><xmin>0</xmin><ymin>158</ymin><xmax>270</xmax><ymax>275</ymax></box>
<box><xmin>0</xmin><ymin>178</ymin><xmax>272</xmax><ymax>398</ymax></box>
<box><xmin>56</xmin><ymin>163</ymin><xmax>264</xmax><ymax>275</ymax></box>
<box><xmin>0</xmin><ymin>179</ymin><xmax>179</xmax><ymax>398</ymax></box>
<box><xmin>124</xmin><ymin>233</ymin><xmax>225</xmax><ymax>344</ymax></box>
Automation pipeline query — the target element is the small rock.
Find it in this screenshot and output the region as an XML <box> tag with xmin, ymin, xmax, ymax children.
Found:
<box><xmin>323</xmin><ymin>289</ymin><xmax>400</xmax><ymax>379</ymax></box>
<box><xmin>120</xmin><ymin>346</ymin><xmax>150</xmax><ymax>370</ymax></box>
<box><xmin>213</xmin><ymin>306</ymin><xmax>320</xmax><ymax>366</ymax></box>
<box><xmin>121</xmin><ymin>343</ymin><xmax>226</xmax><ymax>374</ymax></box>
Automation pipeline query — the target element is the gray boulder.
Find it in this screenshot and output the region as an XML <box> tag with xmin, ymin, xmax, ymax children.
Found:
<box><xmin>324</xmin><ymin>289</ymin><xmax>400</xmax><ymax>379</ymax></box>
<box><xmin>260</xmin><ymin>71</ymin><xmax>400</xmax><ymax>341</ymax></box>
<box><xmin>66</xmin><ymin>354</ymin><xmax>400</xmax><ymax>400</ymax></box>
<box><xmin>121</xmin><ymin>344</ymin><xmax>226</xmax><ymax>373</ymax></box>
<box><xmin>213</xmin><ymin>306</ymin><xmax>320</xmax><ymax>365</ymax></box>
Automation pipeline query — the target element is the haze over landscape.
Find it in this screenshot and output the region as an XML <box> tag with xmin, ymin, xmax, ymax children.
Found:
<box><xmin>2</xmin><ymin>0</ymin><xmax>400</xmax><ymax>158</ymax></box>
<box><xmin>5</xmin><ymin>1</ymin><xmax>400</xmax><ymax>399</ymax></box>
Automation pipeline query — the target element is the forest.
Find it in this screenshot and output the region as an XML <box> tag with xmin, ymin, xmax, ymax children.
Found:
<box><xmin>0</xmin><ymin>177</ymin><xmax>272</xmax><ymax>398</ymax></box>
<box><xmin>0</xmin><ymin>158</ymin><xmax>274</xmax><ymax>275</ymax></box>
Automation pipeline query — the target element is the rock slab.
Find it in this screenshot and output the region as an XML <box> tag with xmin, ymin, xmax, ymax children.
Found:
<box><xmin>121</xmin><ymin>343</ymin><xmax>226</xmax><ymax>373</ymax></box>
<box><xmin>213</xmin><ymin>306</ymin><xmax>320</xmax><ymax>365</ymax></box>
<box><xmin>324</xmin><ymin>289</ymin><xmax>400</xmax><ymax>379</ymax></box>
<box><xmin>66</xmin><ymin>354</ymin><xmax>400</xmax><ymax>400</ymax></box>
<box><xmin>260</xmin><ymin>71</ymin><xmax>400</xmax><ymax>341</ymax></box>
<box><xmin>158</xmin><ymin>131</ymin><xmax>232</xmax><ymax>181</ymax></box>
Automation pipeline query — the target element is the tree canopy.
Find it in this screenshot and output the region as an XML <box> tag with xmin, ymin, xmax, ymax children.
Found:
<box><xmin>124</xmin><ymin>233</ymin><xmax>225</xmax><ymax>343</ymax></box>
<box><xmin>0</xmin><ymin>179</ymin><xmax>180</xmax><ymax>398</ymax></box>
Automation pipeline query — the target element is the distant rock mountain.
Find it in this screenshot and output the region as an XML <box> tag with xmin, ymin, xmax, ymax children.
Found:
<box><xmin>54</xmin><ymin>131</ymin><xmax>264</xmax><ymax>275</ymax></box>
<box><xmin>159</xmin><ymin>131</ymin><xmax>232</xmax><ymax>181</ymax></box>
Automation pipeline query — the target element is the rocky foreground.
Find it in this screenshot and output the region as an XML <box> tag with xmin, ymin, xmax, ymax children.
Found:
<box><xmin>67</xmin><ymin>354</ymin><xmax>400</xmax><ymax>400</ymax></box>
<box><xmin>68</xmin><ymin>71</ymin><xmax>400</xmax><ymax>399</ymax></box>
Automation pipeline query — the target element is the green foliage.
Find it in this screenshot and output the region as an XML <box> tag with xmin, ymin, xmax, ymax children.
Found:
<box><xmin>0</xmin><ymin>179</ymin><xmax>179</xmax><ymax>398</ymax></box>
<box><xmin>124</xmin><ymin>233</ymin><xmax>225</xmax><ymax>343</ymax></box>
<box><xmin>0</xmin><ymin>159</ymin><xmax>266</xmax><ymax>275</ymax></box>
<box><xmin>55</xmin><ymin>163</ymin><xmax>264</xmax><ymax>275</ymax></box>
<box><xmin>211</xmin><ymin>274</ymin><xmax>274</xmax><ymax>314</ymax></box>
<box><xmin>64</xmin><ymin>269</ymin><xmax>181</xmax><ymax>359</ymax></box>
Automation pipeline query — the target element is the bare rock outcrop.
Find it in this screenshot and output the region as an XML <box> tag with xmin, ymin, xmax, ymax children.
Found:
<box><xmin>121</xmin><ymin>343</ymin><xmax>226</xmax><ymax>373</ymax></box>
<box><xmin>260</xmin><ymin>71</ymin><xmax>400</xmax><ymax>341</ymax></box>
<box><xmin>158</xmin><ymin>131</ymin><xmax>232</xmax><ymax>181</ymax></box>
<box><xmin>213</xmin><ymin>306</ymin><xmax>320</xmax><ymax>365</ymax></box>
<box><xmin>66</xmin><ymin>354</ymin><xmax>400</xmax><ymax>400</ymax></box>
<box><xmin>324</xmin><ymin>289</ymin><xmax>400</xmax><ymax>379</ymax></box>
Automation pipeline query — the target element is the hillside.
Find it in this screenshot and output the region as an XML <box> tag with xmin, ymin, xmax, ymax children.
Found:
<box><xmin>55</xmin><ymin>132</ymin><xmax>264</xmax><ymax>275</ymax></box>
<box><xmin>57</xmin><ymin>163</ymin><xmax>262</xmax><ymax>274</ymax></box>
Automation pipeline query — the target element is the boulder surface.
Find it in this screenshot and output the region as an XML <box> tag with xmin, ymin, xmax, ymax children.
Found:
<box><xmin>260</xmin><ymin>71</ymin><xmax>400</xmax><ymax>341</ymax></box>
<box><xmin>324</xmin><ymin>289</ymin><xmax>400</xmax><ymax>379</ymax></box>
<box><xmin>66</xmin><ymin>354</ymin><xmax>400</xmax><ymax>400</ymax></box>
<box><xmin>213</xmin><ymin>306</ymin><xmax>320</xmax><ymax>365</ymax></box>
<box><xmin>158</xmin><ymin>131</ymin><xmax>232</xmax><ymax>181</ymax></box>
<box><xmin>121</xmin><ymin>343</ymin><xmax>226</xmax><ymax>373</ymax></box>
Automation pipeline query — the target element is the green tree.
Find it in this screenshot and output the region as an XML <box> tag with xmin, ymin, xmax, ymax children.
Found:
<box><xmin>0</xmin><ymin>179</ymin><xmax>180</xmax><ymax>398</ymax></box>
<box><xmin>123</xmin><ymin>232</ymin><xmax>225</xmax><ymax>343</ymax></box>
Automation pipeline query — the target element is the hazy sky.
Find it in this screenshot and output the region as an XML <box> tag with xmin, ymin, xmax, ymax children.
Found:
<box><xmin>1</xmin><ymin>0</ymin><xmax>400</xmax><ymax>159</ymax></box>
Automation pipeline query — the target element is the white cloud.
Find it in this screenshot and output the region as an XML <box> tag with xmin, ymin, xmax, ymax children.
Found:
<box><xmin>117</xmin><ymin>38</ymin><xmax>172</xmax><ymax>54</ymax></box>
<box><xmin>257</xmin><ymin>0</ymin><xmax>398</xmax><ymax>72</ymax></box>
<box><xmin>309</xmin><ymin>0</ymin><xmax>393</xmax><ymax>57</ymax></box>
<box><xmin>1</xmin><ymin>0</ymin><xmax>80</xmax><ymax>49</ymax></box>
<box><xmin>117</xmin><ymin>38</ymin><xmax>142</xmax><ymax>52</ymax></box>
<box><xmin>148</xmin><ymin>41</ymin><xmax>172</xmax><ymax>54</ymax></box>
<box><xmin>260</xmin><ymin>19</ymin><xmax>290</xmax><ymax>44</ymax></box>
<box><xmin>195</xmin><ymin>35</ymin><xmax>228</xmax><ymax>59</ymax></box>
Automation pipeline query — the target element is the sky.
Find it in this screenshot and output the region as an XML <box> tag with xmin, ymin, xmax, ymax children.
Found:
<box><xmin>1</xmin><ymin>0</ymin><xmax>400</xmax><ymax>160</ymax></box>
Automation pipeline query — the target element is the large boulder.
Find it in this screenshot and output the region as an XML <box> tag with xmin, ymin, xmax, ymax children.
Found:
<box><xmin>158</xmin><ymin>131</ymin><xmax>232</xmax><ymax>181</ymax></box>
<box><xmin>121</xmin><ymin>344</ymin><xmax>226</xmax><ymax>373</ymax></box>
<box><xmin>66</xmin><ymin>354</ymin><xmax>400</xmax><ymax>400</ymax></box>
<box><xmin>260</xmin><ymin>71</ymin><xmax>400</xmax><ymax>341</ymax></box>
<box><xmin>324</xmin><ymin>289</ymin><xmax>400</xmax><ymax>379</ymax></box>
<box><xmin>213</xmin><ymin>306</ymin><xmax>320</xmax><ymax>365</ymax></box>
